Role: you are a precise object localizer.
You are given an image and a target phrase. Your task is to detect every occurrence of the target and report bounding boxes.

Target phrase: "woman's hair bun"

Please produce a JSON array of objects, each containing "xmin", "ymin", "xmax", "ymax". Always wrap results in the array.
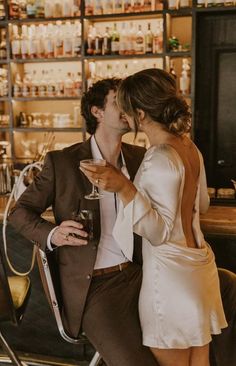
[{"xmin": 162, "ymin": 96, "xmax": 191, "ymax": 135}]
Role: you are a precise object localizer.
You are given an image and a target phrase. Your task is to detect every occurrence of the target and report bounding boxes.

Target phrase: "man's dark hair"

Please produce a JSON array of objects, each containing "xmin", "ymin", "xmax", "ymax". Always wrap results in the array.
[{"xmin": 81, "ymin": 78, "xmax": 121, "ymax": 135}]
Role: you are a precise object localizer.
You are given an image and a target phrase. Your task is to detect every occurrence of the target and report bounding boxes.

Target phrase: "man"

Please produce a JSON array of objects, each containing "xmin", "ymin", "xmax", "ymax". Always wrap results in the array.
[
  {"xmin": 9, "ymin": 78, "xmax": 157, "ymax": 366},
  {"xmin": 9, "ymin": 78, "xmax": 236, "ymax": 366}
]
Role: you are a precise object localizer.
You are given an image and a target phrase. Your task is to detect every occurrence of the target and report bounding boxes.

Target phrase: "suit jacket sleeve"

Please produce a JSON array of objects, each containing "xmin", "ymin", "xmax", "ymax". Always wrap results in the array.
[{"xmin": 8, "ymin": 152, "xmax": 57, "ymax": 251}]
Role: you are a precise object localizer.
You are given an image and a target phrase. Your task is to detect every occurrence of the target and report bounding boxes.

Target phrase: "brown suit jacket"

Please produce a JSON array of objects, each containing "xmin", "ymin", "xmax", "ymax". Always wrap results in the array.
[{"xmin": 9, "ymin": 138, "xmax": 146, "ymax": 337}]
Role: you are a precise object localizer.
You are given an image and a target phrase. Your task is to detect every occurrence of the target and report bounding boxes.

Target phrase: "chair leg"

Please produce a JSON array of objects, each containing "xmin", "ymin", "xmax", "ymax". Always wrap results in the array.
[
  {"xmin": 89, "ymin": 351, "xmax": 102, "ymax": 366},
  {"xmin": 0, "ymin": 330, "xmax": 26, "ymax": 366}
]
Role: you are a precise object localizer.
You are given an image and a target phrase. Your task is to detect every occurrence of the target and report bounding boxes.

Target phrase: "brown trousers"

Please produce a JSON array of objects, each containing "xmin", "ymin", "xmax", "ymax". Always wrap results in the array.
[{"xmin": 82, "ymin": 263, "xmax": 158, "ymax": 366}]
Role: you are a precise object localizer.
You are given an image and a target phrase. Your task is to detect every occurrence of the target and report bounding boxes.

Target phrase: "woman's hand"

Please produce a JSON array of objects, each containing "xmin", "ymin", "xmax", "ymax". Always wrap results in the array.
[{"xmin": 80, "ymin": 162, "xmax": 137, "ymax": 205}]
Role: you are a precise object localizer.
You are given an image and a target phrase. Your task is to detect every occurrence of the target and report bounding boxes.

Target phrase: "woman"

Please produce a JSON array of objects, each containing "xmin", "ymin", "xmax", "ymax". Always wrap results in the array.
[{"xmin": 80, "ymin": 68, "xmax": 227, "ymax": 366}]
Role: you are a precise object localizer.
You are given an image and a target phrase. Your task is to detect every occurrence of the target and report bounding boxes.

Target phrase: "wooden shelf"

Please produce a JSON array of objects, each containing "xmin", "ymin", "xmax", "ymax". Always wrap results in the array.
[
  {"xmin": 12, "ymin": 97, "xmax": 81, "ymax": 102},
  {"xmin": 10, "ymin": 57, "xmax": 82, "ymax": 63}
]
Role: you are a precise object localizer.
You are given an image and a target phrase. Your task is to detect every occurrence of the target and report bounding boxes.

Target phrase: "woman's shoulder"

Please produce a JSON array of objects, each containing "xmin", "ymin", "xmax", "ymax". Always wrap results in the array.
[{"xmin": 144, "ymin": 144, "xmax": 184, "ymax": 171}]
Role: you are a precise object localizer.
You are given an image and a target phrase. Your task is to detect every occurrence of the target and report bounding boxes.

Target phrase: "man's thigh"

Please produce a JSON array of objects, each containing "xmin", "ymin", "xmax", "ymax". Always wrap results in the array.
[{"xmin": 82, "ymin": 263, "xmax": 157, "ymax": 366}]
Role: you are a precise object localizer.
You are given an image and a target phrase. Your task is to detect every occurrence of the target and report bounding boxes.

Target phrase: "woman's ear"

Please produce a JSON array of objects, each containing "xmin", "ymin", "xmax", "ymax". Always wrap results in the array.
[
  {"xmin": 136, "ymin": 109, "xmax": 145, "ymax": 122},
  {"xmin": 91, "ymin": 106, "xmax": 104, "ymax": 120}
]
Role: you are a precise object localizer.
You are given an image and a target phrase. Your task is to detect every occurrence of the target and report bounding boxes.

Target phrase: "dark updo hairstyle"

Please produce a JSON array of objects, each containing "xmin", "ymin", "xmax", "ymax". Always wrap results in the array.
[
  {"xmin": 117, "ymin": 68, "xmax": 191, "ymax": 136},
  {"xmin": 81, "ymin": 78, "xmax": 121, "ymax": 135}
]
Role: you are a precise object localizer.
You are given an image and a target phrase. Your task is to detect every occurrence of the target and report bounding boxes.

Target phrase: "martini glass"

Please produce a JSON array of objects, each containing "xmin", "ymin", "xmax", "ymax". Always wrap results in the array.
[{"xmin": 80, "ymin": 158, "xmax": 106, "ymax": 200}]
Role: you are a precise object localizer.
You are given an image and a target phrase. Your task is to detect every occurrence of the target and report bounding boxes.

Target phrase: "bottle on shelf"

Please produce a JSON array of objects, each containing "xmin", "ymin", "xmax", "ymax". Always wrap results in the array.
[
  {"xmin": 26, "ymin": 0, "xmax": 36, "ymax": 17},
  {"xmin": 85, "ymin": 0, "xmax": 94, "ymax": 15},
  {"xmin": 44, "ymin": 23, "xmax": 54, "ymax": 58},
  {"xmin": 28, "ymin": 24, "xmax": 37, "ymax": 58},
  {"xmin": 113, "ymin": 0, "xmax": 122, "ymax": 13},
  {"xmin": 103, "ymin": 0, "xmax": 113, "ymax": 14},
  {"xmin": 73, "ymin": 21, "xmax": 81, "ymax": 57},
  {"xmin": 127, "ymin": 22, "xmax": 135, "ymax": 55},
  {"xmin": 38, "ymin": 70, "xmax": 47, "ymax": 97},
  {"xmin": 179, "ymin": 0, "xmax": 190, "ymax": 7},
  {"xmin": 0, "ymin": 29, "xmax": 7, "ymax": 60},
  {"xmin": 143, "ymin": 0, "xmax": 152, "ymax": 11},
  {"xmin": 111, "ymin": 23, "xmax": 120, "ymax": 55},
  {"xmin": 74, "ymin": 72, "xmax": 82, "ymax": 97},
  {"xmin": 86, "ymin": 25, "xmax": 95, "ymax": 55},
  {"xmin": 94, "ymin": 0, "xmax": 103, "ymax": 14},
  {"xmin": 22, "ymin": 71, "xmax": 31, "ymax": 98},
  {"xmin": 135, "ymin": 24, "xmax": 145, "ymax": 55},
  {"xmin": 123, "ymin": 0, "xmax": 132, "ymax": 12},
  {"xmin": 30, "ymin": 70, "xmax": 38, "ymax": 97},
  {"xmin": 64, "ymin": 72, "xmax": 74, "ymax": 97},
  {"xmin": 168, "ymin": 0, "xmax": 177, "ymax": 9},
  {"xmin": 119, "ymin": 22, "xmax": 128, "ymax": 55},
  {"xmin": 153, "ymin": 22, "xmax": 163, "ymax": 54},
  {"xmin": 55, "ymin": 68, "xmax": 64, "ymax": 96},
  {"xmin": 11, "ymin": 25, "xmax": 21, "ymax": 59},
  {"xmin": 0, "ymin": 68, "xmax": 8, "ymax": 97},
  {"xmin": 35, "ymin": 0, "xmax": 45, "ymax": 17},
  {"xmin": 9, "ymin": 0, "xmax": 20, "ymax": 18},
  {"xmin": 169, "ymin": 59, "xmax": 177, "ymax": 79},
  {"xmin": 20, "ymin": 24, "xmax": 29, "ymax": 59},
  {"xmin": 196, "ymin": 0, "xmax": 205, "ymax": 7},
  {"xmin": 18, "ymin": 0, "xmax": 27, "ymax": 18},
  {"xmin": 145, "ymin": 23, "xmax": 153, "ymax": 54},
  {"xmin": 13, "ymin": 73, "xmax": 22, "ymax": 97},
  {"xmin": 62, "ymin": 0, "xmax": 74, "ymax": 16},
  {"xmin": 0, "ymin": 0, "xmax": 5, "ymax": 19},
  {"xmin": 94, "ymin": 26, "xmax": 103, "ymax": 56},
  {"xmin": 103, "ymin": 26, "xmax": 112, "ymax": 55},
  {"xmin": 53, "ymin": 0, "xmax": 63, "ymax": 17},
  {"xmin": 44, "ymin": 0, "xmax": 53, "ymax": 17},
  {"xmin": 179, "ymin": 58, "xmax": 190, "ymax": 95}
]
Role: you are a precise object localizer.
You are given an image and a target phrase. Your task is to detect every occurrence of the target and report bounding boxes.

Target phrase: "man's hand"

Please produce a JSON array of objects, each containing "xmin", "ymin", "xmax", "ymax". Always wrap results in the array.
[{"xmin": 51, "ymin": 220, "xmax": 88, "ymax": 247}]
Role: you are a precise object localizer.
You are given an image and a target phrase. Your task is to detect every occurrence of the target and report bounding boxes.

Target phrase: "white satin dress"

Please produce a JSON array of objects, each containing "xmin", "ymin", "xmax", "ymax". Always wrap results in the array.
[{"xmin": 113, "ymin": 144, "xmax": 227, "ymax": 349}]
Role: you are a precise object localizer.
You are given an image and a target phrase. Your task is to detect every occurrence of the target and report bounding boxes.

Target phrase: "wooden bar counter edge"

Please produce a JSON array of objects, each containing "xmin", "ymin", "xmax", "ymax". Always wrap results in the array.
[{"xmin": 0, "ymin": 196, "xmax": 236, "ymax": 237}]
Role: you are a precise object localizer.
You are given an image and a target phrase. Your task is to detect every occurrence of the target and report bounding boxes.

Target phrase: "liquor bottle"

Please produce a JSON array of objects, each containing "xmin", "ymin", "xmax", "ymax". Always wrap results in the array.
[
  {"xmin": 103, "ymin": 0, "xmax": 113, "ymax": 13},
  {"xmin": 86, "ymin": 25, "xmax": 95, "ymax": 55},
  {"xmin": 94, "ymin": 26, "xmax": 103, "ymax": 56},
  {"xmin": 123, "ymin": 0, "xmax": 132, "ymax": 12},
  {"xmin": 44, "ymin": 0, "xmax": 53, "ymax": 17},
  {"xmin": 38, "ymin": 70, "xmax": 47, "ymax": 97},
  {"xmin": 20, "ymin": 25, "xmax": 28, "ymax": 59},
  {"xmin": 11, "ymin": 25, "xmax": 21, "ymax": 59},
  {"xmin": 145, "ymin": 23, "xmax": 153, "ymax": 54},
  {"xmin": 169, "ymin": 59, "xmax": 177, "ymax": 79},
  {"xmin": 119, "ymin": 22, "xmax": 127, "ymax": 55},
  {"xmin": 153, "ymin": 22, "xmax": 163, "ymax": 54},
  {"xmin": 135, "ymin": 24, "xmax": 145, "ymax": 55},
  {"xmin": 179, "ymin": 58, "xmax": 190, "ymax": 95},
  {"xmin": 30, "ymin": 70, "xmax": 38, "ymax": 97},
  {"xmin": 26, "ymin": 0, "xmax": 36, "ymax": 17},
  {"xmin": 18, "ymin": 0, "xmax": 27, "ymax": 18},
  {"xmin": 63, "ymin": 22, "xmax": 73, "ymax": 57},
  {"xmin": 133, "ymin": 0, "xmax": 141, "ymax": 11},
  {"xmin": 0, "ymin": 29, "xmax": 7, "ymax": 59},
  {"xmin": 35, "ymin": 0, "xmax": 45, "ymax": 17},
  {"xmin": 62, "ymin": 0, "xmax": 74, "ymax": 16},
  {"xmin": 28, "ymin": 24, "xmax": 37, "ymax": 58},
  {"xmin": 143, "ymin": 0, "xmax": 152, "ymax": 11},
  {"xmin": 9, "ymin": 0, "xmax": 20, "ymax": 18},
  {"xmin": 44, "ymin": 23, "xmax": 54, "ymax": 58},
  {"xmin": 53, "ymin": 0, "xmax": 63, "ymax": 17},
  {"xmin": 64, "ymin": 72, "xmax": 74, "ymax": 97},
  {"xmin": 74, "ymin": 72, "xmax": 82, "ymax": 97},
  {"xmin": 55, "ymin": 68, "xmax": 64, "ymax": 96},
  {"xmin": 113, "ymin": 0, "xmax": 122, "ymax": 13},
  {"xmin": 54, "ymin": 20, "xmax": 63, "ymax": 58},
  {"xmin": 127, "ymin": 22, "xmax": 135, "ymax": 55},
  {"xmin": 94, "ymin": 0, "xmax": 103, "ymax": 14},
  {"xmin": 47, "ymin": 69, "xmax": 56, "ymax": 97},
  {"xmin": 73, "ymin": 0, "xmax": 81, "ymax": 15},
  {"xmin": 85, "ymin": 0, "xmax": 94, "ymax": 15},
  {"xmin": 103, "ymin": 27, "xmax": 112, "ymax": 55},
  {"xmin": 22, "ymin": 71, "xmax": 31, "ymax": 97},
  {"xmin": 36, "ymin": 24, "xmax": 45, "ymax": 58},
  {"xmin": 13, "ymin": 73, "xmax": 22, "ymax": 97},
  {"xmin": 0, "ymin": 0, "xmax": 5, "ymax": 19},
  {"xmin": 73, "ymin": 21, "xmax": 81, "ymax": 57},
  {"xmin": 111, "ymin": 23, "xmax": 120, "ymax": 55}
]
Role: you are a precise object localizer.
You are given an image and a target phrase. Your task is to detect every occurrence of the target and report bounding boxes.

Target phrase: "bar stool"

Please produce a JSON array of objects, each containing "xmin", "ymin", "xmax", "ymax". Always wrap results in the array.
[
  {"xmin": 36, "ymin": 248, "xmax": 103, "ymax": 366},
  {"xmin": 0, "ymin": 244, "xmax": 31, "ymax": 366}
]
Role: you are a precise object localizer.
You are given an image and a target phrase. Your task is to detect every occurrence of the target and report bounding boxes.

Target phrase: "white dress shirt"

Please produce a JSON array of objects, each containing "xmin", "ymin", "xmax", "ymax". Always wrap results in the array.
[{"xmin": 47, "ymin": 136, "xmax": 130, "ymax": 269}]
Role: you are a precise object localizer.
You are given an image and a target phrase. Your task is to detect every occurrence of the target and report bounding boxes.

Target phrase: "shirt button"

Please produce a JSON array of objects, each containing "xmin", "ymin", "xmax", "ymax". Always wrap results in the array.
[{"xmin": 86, "ymin": 275, "xmax": 91, "ymax": 280}]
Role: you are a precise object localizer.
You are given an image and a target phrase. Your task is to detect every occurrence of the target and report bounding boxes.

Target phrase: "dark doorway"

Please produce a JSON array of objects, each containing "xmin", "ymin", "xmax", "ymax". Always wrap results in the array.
[{"xmin": 194, "ymin": 10, "xmax": 236, "ymax": 188}]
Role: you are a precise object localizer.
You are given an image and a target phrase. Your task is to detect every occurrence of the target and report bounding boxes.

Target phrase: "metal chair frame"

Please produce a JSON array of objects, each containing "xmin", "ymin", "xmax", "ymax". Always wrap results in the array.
[
  {"xmin": 0, "ymin": 245, "xmax": 30, "ymax": 366},
  {"xmin": 37, "ymin": 248, "xmax": 102, "ymax": 366}
]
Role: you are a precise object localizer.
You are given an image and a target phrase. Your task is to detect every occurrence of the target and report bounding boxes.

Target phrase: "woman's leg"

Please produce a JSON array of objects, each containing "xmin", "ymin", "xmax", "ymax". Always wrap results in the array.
[
  {"xmin": 190, "ymin": 344, "xmax": 210, "ymax": 366},
  {"xmin": 150, "ymin": 347, "xmax": 191, "ymax": 366}
]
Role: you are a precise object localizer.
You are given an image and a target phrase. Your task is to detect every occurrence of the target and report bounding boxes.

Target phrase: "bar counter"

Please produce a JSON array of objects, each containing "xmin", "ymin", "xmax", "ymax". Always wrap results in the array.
[{"xmin": 1, "ymin": 195, "xmax": 236, "ymax": 237}]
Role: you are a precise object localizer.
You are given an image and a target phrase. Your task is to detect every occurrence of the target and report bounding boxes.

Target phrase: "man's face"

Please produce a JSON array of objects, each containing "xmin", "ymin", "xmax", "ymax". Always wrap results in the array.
[{"xmin": 97, "ymin": 90, "xmax": 131, "ymax": 135}]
